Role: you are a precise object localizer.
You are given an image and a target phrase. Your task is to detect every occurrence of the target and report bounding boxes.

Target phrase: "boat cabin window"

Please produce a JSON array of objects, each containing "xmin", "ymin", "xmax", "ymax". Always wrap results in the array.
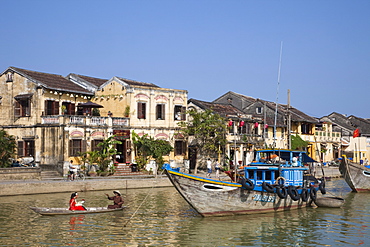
[
  {"xmin": 248, "ymin": 170, "xmax": 254, "ymax": 179},
  {"xmin": 257, "ymin": 171, "xmax": 263, "ymax": 180},
  {"xmin": 265, "ymin": 171, "xmax": 272, "ymax": 180}
]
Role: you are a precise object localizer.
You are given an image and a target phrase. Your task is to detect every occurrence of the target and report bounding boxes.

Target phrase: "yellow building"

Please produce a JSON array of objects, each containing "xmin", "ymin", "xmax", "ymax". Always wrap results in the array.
[
  {"xmin": 0, "ymin": 67, "xmax": 187, "ymax": 173},
  {"xmin": 89, "ymin": 76, "xmax": 188, "ymax": 165}
]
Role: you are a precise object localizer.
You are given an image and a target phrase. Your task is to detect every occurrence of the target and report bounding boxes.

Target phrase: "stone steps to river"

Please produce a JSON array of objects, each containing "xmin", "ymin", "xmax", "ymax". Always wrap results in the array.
[{"xmin": 111, "ymin": 163, "xmax": 147, "ymax": 176}]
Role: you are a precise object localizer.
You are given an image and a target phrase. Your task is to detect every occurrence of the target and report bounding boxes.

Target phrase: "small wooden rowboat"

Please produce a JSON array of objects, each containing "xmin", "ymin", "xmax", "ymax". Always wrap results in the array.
[
  {"xmin": 314, "ymin": 197, "xmax": 345, "ymax": 208},
  {"xmin": 30, "ymin": 206, "xmax": 125, "ymax": 216}
]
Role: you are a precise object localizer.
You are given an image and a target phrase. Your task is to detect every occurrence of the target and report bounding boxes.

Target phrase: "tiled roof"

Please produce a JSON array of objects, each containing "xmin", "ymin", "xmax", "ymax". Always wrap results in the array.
[
  {"xmin": 323, "ymin": 112, "xmax": 354, "ymax": 131},
  {"xmin": 188, "ymin": 98, "xmax": 244, "ymax": 117},
  {"xmin": 243, "ymin": 98, "xmax": 318, "ymax": 124},
  {"xmin": 10, "ymin": 67, "xmax": 92, "ymax": 94},
  {"xmin": 69, "ymin": 73, "xmax": 108, "ymax": 87},
  {"xmin": 232, "ymin": 91, "xmax": 257, "ymax": 103},
  {"xmin": 116, "ymin": 77, "xmax": 160, "ymax": 88},
  {"xmin": 212, "ymin": 91, "xmax": 256, "ymax": 110},
  {"xmin": 284, "ymin": 105, "xmax": 318, "ymax": 123},
  {"xmin": 348, "ymin": 115, "xmax": 370, "ymax": 135}
]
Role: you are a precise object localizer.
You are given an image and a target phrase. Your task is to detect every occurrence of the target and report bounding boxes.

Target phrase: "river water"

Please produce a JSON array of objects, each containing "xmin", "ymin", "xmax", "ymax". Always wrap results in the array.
[{"xmin": 0, "ymin": 178, "xmax": 369, "ymax": 246}]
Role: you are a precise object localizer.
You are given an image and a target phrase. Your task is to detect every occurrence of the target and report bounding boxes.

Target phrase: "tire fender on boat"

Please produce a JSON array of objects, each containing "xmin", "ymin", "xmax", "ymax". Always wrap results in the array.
[
  {"xmin": 288, "ymin": 186, "xmax": 300, "ymax": 201},
  {"xmin": 276, "ymin": 186, "xmax": 287, "ymax": 199},
  {"xmin": 310, "ymin": 187, "xmax": 317, "ymax": 201},
  {"xmin": 240, "ymin": 177, "xmax": 254, "ymax": 190},
  {"xmin": 300, "ymin": 188, "xmax": 309, "ymax": 202},
  {"xmin": 319, "ymin": 178, "xmax": 326, "ymax": 194},
  {"xmin": 262, "ymin": 182, "xmax": 275, "ymax": 193}
]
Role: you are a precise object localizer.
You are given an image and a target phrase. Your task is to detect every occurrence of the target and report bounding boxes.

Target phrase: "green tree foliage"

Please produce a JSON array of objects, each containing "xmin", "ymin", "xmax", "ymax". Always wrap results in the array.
[
  {"xmin": 177, "ymin": 109, "xmax": 227, "ymax": 173},
  {"xmin": 132, "ymin": 131, "xmax": 173, "ymax": 171},
  {"xmin": 81, "ymin": 135, "xmax": 121, "ymax": 174},
  {"xmin": 291, "ymin": 134, "xmax": 309, "ymax": 150},
  {"xmin": 0, "ymin": 130, "xmax": 17, "ymax": 167}
]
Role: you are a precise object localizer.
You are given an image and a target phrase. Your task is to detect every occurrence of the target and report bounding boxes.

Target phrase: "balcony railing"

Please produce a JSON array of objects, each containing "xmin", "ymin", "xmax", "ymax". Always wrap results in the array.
[
  {"xmin": 300, "ymin": 131, "xmax": 341, "ymax": 143},
  {"xmin": 41, "ymin": 115, "xmax": 129, "ymax": 127},
  {"xmin": 90, "ymin": 117, "xmax": 106, "ymax": 126}
]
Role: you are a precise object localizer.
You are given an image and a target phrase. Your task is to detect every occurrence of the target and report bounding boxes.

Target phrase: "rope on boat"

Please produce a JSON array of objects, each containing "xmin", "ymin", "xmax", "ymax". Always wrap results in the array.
[{"xmin": 123, "ymin": 169, "xmax": 165, "ymax": 227}]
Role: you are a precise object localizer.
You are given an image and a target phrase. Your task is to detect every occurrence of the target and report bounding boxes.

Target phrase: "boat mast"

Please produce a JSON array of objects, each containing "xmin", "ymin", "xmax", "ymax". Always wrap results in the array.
[
  {"xmin": 287, "ymin": 89, "xmax": 291, "ymax": 149},
  {"xmin": 273, "ymin": 42, "xmax": 283, "ymax": 148}
]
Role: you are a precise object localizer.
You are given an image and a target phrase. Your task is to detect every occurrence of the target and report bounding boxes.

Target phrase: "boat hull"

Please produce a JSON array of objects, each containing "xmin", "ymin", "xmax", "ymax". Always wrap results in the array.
[
  {"xmin": 30, "ymin": 206, "xmax": 125, "ymax": 216},
  {"xmin": 339, "ymin": 156, "xmax": 370, "ymax": 192},
  {"xmin": 166, "ymin": 169, "xmax": 312, "ymax": 217}
]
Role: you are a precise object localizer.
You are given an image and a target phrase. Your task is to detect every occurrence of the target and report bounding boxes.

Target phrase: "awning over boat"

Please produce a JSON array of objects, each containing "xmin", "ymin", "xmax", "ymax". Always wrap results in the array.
[
  {"xmin": 257, "ymin": 150, "xmax": 316, "ymax": 163},
  {"xmin": 301, "ymin": 153, "xmax": 317, "ymax": 163}
]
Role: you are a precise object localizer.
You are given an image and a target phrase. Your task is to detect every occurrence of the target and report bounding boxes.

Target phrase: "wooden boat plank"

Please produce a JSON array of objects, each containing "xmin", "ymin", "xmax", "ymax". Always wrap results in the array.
[{"xmin": 30, "ymin": 206, "xmax": 125, "ymax": 215}]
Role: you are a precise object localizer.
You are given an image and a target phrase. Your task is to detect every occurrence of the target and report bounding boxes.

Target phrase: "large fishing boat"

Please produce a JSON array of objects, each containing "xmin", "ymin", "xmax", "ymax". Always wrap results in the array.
[
  {"xmin": 339, "ymin": 155, "xmax": 370, "ymax": 192},
  {"xmin": 163, "ymin": 149, "xmax": 325, "ymax": 217}
]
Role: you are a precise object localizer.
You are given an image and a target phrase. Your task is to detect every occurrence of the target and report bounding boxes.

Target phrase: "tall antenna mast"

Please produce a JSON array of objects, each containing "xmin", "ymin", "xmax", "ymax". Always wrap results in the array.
[{"xmin": 273, "ymin": 41, "xmax": 283, "ymax": 148}]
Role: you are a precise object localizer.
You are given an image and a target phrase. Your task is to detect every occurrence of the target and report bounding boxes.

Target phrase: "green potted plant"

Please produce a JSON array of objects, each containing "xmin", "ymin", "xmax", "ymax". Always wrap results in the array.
[
  {"xmin": 124, "ymin": 106, "xmax": 130, "ymax": 117},
  {"xmin": 61, "ymin": 105, "xmax": 67, "ymax": 115}
]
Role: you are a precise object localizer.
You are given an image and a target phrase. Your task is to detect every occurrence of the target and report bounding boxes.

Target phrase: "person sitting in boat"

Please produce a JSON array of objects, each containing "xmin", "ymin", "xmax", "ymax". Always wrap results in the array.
[
  {"xmin": 105, "ymin": 190, "xmax": 124, "ymax": 209},
  {"xmin": 69, "ymin": 192, "xmax": 86, "ymax": 211}
]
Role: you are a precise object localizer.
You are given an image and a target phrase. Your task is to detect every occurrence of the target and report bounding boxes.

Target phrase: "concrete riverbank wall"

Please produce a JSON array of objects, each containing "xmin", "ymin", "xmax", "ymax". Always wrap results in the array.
[
  {"xmin": 0, "ymin": 176, "xmax": 172, "ymax": 197},
  {"xmin": 0, "ymin": 166, "xmax": 342, "ymax": 197}
]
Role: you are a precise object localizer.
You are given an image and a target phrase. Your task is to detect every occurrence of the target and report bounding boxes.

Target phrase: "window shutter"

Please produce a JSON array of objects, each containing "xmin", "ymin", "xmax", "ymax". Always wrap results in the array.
[
  {"xmin": 181, "ymin": 106, "xmax": 186, "ymax": 120},
  {"xmin": 82, "ymin": 140, "xmax": 87, "ymax": 153},
  {"xmin": 54, "ymin": 101, "xmax": 60, "ymax": 115},
  {"xmin": 161, "ymin": 104, "xmax": 165, "ymax": 120},
  {"xmin": 182, "ymin": 140, "xmax": 186, "ymax": 155},
  {"xmin": 17, "ymin": 141, "xmax": 24, "ymax": 156},
  {"xmin": 14, "ymin": 101, "xmax": 21, "ymax": 117},
  {"xmin": 142, "ymin": 103, "xmax": 146, "ymax": 119},
  {"xmin": 137, "ymin": 103, "xmax": 141, "ymax": 118},
  {"xmin": 138, "ymin": 102, "xmax": 146, "ymax": 119},
  {"xmin": 25, "ymin": 99, "xmax": 30, "ymax": 116},
  {"xmin": 69, "ymin": 140, "xmax": 73, "ymax": 156},
  {"xmin": 70, "ymin": 103, "xmax": 75, "ymax": 115}
]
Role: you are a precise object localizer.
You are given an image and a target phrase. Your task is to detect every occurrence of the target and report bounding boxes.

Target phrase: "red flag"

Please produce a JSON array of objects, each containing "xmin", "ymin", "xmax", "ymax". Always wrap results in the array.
[
  {"xmin": 353, "ymin": 128, "xmax": 360, "ymax": 138},
  {"xmin": 239, "ymin": 121, "xmax": 245, "ymax": 127},
  {"xmin": 228, "ymin": 120, "xmax": 233, "ymax": 127}
]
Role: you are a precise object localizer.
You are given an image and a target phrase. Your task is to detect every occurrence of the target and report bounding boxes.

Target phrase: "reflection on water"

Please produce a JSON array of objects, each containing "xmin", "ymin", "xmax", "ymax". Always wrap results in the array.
[{"xmin": 0, "ymin": 179, "xmax": 369, "ymax": 246}]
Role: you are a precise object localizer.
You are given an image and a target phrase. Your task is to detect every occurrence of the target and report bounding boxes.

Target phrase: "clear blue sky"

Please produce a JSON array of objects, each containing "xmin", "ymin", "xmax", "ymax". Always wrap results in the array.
[{"xmin": 2, "ymin": 1, "xmax": 370, "ymax": 118}]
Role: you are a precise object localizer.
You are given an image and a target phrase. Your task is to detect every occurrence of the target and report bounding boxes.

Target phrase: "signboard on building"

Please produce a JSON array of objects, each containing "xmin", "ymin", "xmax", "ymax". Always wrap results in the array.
[{"xmin": 113, "ymin": 130, "xmax": 130, "ymax": 140}]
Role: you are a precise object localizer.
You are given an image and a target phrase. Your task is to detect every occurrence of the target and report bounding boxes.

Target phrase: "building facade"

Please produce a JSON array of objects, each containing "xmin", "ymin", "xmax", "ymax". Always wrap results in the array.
[{"xmin": 0, "ymin": 67, "xmax": 187, "ymax": 172}]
